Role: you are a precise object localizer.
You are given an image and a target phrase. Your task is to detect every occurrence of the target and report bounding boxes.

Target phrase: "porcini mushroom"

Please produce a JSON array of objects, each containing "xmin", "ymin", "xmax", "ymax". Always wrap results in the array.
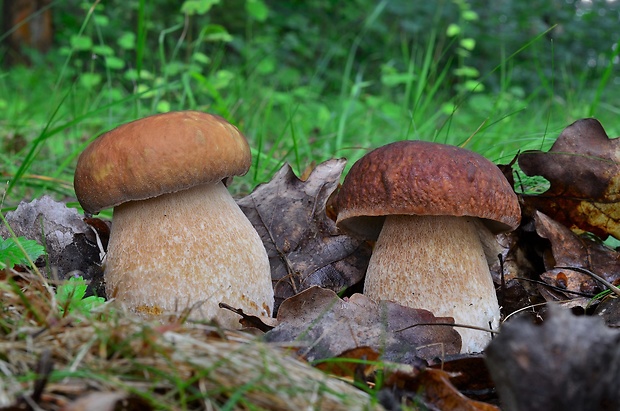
[
  {"xmin": 336, "ymin": 140, "xmax": 520, "ymax": 353},
  {"xmin": 74, "ymin": 111, "xmax": 273, "ymax": 328}
]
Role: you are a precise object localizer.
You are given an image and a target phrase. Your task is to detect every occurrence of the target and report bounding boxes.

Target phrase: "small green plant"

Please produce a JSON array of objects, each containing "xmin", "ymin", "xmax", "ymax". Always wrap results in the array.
[
  {"xmin": 447, "ymin": 0, "xmax": 483, "ymax": 95},
  {"xmin": 0, "ymin": 236, "xmax": 45, "ymax": 269},
  {"xmin": 56, "ymin": 276, "xmax": 105, "ymax": 317}
]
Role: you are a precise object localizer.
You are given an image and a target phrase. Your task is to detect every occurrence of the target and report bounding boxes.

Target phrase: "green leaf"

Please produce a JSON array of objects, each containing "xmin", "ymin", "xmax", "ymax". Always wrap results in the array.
[
  {"xmin": 446, "ymin": 23, "xmax": 461, "ymax": 37},
  {"xmin": 70, "ymin": 35, "xmax": 93, "ymax": 51},
  {"xmin": 462, "ymin": 10, "xmax": 479, "ymax": 21},
  {"xmin": 124, "ymin": 68, "xmax": 139, "ymax": 81},
  {"xmin": 0, "ymin": 237, "xmax": 45, "ymax": 269},
  {"xmin": 181, "ymin": 0, "xmax": 220, "ymax": 15},
  {"xmin": 92, "ymin": 45, "xmax": 114, "ymax": 56},
  {"xmin": 164, "ymin": 61, "xmax": 185, "ymax": 76},
  {"xmin": 57, "ymin": 276, "xmax": 105, "ymax": 317},
  {"xmin": 460, "ymin": 38, "xmax": 476, "ymax": 51},
  {"xmin": 462, "ymin": 79, "xmax": 484, "ymax": 92},
  {"xmin": 80, "ymin": 295, "xmax": 105, "ymax": 312},
  {"xmin": 156, "ymin": 101, "xmax": 171, "ymax": 113},
  {"xmin": 80, "ymin": 73, "xmax": 102, "ymax": 89},
  {"xmin": 453, "ymin": 66, "xmax": 480, "ymax": 78},
  {"xmin": 199, "ymin": 24, "xmax": 233, "ymax": 42},
  {"xmin": 381, "ymin": 72, "xmax": 415, "ymax": 87},
  {"xmin": 211, "ymin": 69, "xmax": 234, "ymax": 89},
  {"xmin": 58, "ymin": 46, "xmax": 72, "ymax": 56},
  {"xmin": 57, "ymin": 277, "xmax": 87, "ymax": 304},
  {"xmin": 246, "ymin": 0, "xmax": 269, "ymax": 22},
  {"xmin": 137, "ymin": 84, "xmax": 156, "ymax": 98},
  {"xmin": 105, "ymin": 56, "xmax": 125, "ymax": 70},
  {"xmin": 191, "ymin": 52, "xmax": 211, "ymax": 65},
  {"xmin": 256, "ymin": 56, "xmax": 276, "ymax": 75},
  {"xmin": 94, "ymin": 14, "xmax": 110, "ymax": 27},
  {"xmin": 456, "ymin": 48, "xmax": 471, "ymax": 58},
  {"xmin": 117, "ymin": 32, "xmax": 136, "ymax": 50}
]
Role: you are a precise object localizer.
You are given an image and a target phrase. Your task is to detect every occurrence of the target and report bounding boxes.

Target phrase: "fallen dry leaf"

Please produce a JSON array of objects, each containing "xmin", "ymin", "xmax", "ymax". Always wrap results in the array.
[
  {"xmin": 0, "ymin": 196, "xmax": 103, "ymax": 286},
  {"xmin": 313, "ymin": 346, "xmax": 380, "ymax": 380},
  {"xmin": 518, "ymin": 118, "xmax": 620, "ymax": 240},
  {"xmin": 384, "ymin": 368, "xmax": 500, "ymax": 411},
  {"xmin": 218, "ymin": 302, "xmax": 278, "ymax": 331},
  {"xmin": 534, "ymin": 211, "xmax": 620, "ymax": 298},
  {"xmin": 237, "ymin": 160, "xmax": 371, "ymax": 312},
  {"xmin": 497, "ymin": 278, "xmax": 536, "ymax": 319},
  {"xmin": 428, "ymin": 354, "xmax": 496, "ymax": 402},
  {"xmin": 596, "ymin": 296, "xmax": 620, "ymax": 327},
  {"xmin": 485, "ymin": 305, "xmax": 620, "ymax": 411},
  {"xmin": 264, "ymin": 286, "xmax": 461, "ymax": 364},
  {"xmin": 483, "ymin": 214, "xmax": 546, "ymax": 316}
]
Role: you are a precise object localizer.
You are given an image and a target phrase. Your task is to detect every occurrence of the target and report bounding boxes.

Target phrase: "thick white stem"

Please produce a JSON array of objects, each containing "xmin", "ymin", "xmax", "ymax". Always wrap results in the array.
[
  {"xmin": 364, "ymin": 214, "xmax": 500, "ymax": 353},
  {"xmin": 104, "ymin": 181, "xmax": 273, "ymax": 328}
]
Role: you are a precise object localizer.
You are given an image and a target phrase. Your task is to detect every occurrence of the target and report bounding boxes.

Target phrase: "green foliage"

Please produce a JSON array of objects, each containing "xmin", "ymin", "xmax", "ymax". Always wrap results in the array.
[
  {"xmin": 0, "ymin": 236, "xmax": 45, "ymax": 269},
  {"xmin": 467, "ymin": 0, "xmax": 619, "ymax": 92},
  {"xmin": 446, "ymin": 0, "xmax": 483, "ymax": 94},
  {"xmin": 181, "ymin": 0, "xmax": 221, "ymax": 15},
  {"xmin": 0, "ymin": 0, "xmax": 619, "ymax": 209},
  {"xmin": 56, "ymin": 276, "xmax": 105, "ymax": 317}
]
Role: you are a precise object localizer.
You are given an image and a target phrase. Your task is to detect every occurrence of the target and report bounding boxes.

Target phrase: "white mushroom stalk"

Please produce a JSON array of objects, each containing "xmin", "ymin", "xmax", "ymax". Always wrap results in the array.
[
  {"xmin": 364, "ymin": 214, "xmax": 500, "ymax": 353},
  {"xmin": 105, "ymin": 181, "xmax": 272, "ymax": 328}
]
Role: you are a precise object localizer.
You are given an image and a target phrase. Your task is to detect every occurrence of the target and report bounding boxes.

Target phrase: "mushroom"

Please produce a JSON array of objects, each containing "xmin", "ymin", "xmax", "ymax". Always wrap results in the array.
[
  {"xmin": 74, "ymin": 111, "xmax": 273, "ymax": 328},
  {"xmin": 336, "ymin": 140, "xmax": 520, "ymax": 353}
]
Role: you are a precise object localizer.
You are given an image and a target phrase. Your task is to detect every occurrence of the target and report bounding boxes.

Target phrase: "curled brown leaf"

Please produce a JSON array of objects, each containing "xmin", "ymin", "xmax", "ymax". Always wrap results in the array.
[
  {"xmin": 237, "ymin": 160, "xmax": 371, "ymax": 312},
  {"xmin": 518, "ymin": 118, "xmax": 620, "ymax": 240}
]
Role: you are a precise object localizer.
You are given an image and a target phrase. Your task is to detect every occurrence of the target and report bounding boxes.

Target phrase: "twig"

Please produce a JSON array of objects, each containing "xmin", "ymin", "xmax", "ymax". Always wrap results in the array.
[{"xmin": 556, "ymin": 266, "xmax": 620, "ymax": 297}]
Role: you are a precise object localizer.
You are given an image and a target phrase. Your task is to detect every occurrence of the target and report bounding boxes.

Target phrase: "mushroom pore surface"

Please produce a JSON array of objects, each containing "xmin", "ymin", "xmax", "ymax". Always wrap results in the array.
[
  {"xmin": 365, "ymin": 214, "xmax": 499, "ymax": 353},
  {"xmin": 104, "ymin": 181, "xmax": 273, "ymax": 328}
]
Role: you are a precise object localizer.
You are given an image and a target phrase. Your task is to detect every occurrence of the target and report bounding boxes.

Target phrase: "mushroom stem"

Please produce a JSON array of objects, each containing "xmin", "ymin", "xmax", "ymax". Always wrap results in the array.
[
  {"xmin": 363, "ymin": 214, "xmax": 500, "ymax": 353},
  {"xmin": 104, "ymin": 181, "xmax": 273, "ymax": 328}
]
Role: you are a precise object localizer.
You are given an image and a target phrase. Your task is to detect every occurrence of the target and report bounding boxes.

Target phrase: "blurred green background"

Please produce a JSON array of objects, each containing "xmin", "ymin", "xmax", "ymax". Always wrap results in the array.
[{"xmin": 1, "ymin": 0, "xmax": 619, "ymax": 210}]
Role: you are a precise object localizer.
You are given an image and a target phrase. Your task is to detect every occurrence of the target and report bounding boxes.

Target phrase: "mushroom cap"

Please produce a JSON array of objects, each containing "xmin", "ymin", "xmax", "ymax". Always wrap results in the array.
[
  {"xmin": 336, "ymin": 140, "xmax": 521, "ymax": 239},
  {"xmin": 74, "ymin": 111, "xmax": 251, "ymax": 214}
]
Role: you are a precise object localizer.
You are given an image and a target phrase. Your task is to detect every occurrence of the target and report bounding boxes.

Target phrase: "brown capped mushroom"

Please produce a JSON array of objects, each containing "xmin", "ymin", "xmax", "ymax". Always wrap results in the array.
[
  {"xmin": 336, "ymin": 140, "xmax": 520, "ymax": 353},
  {"xmin": 74, "ymin": 111, "xmax": 273, "ymax": 328}
]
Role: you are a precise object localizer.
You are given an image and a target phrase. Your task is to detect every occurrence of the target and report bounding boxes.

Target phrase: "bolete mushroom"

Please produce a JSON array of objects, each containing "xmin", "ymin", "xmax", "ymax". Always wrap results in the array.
[
  {"xmin": 336, "ymin": 140, "xmax": 520, "ymax": 353},
  {"xmin": 74, "ymin": 111, "xmax": 274, "ymax": 328}
]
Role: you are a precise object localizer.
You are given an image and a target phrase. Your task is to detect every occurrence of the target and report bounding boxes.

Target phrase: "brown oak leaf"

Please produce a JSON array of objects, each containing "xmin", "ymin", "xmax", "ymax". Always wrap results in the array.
[
  {"xmin": 264, "ymin": 286, "xmax": 461, "ymax": 364},
  {"xmin": 237, "ymin": 160, "xmax": 371, "ymax": 312},
  {"xmin": 518, "ymin": 118, "xmax": 620, "ymax": 240},
  {"xmin": 384, "ymin": 368, "xmax": 500, "ymax": 411},
  {"xmin": 534, "ymin": 211, "xmax": 620, "ymax": 299}
]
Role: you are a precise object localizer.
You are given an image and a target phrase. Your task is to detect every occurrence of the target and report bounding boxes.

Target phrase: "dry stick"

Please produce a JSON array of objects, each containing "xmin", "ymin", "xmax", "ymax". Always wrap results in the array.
[
  {"xmin": 395, "ymin": 322, "xmax": 500, "ymax": 335},
  {"xmin": 555, "ymin": 265, "xmax": 620, "ymax": 297},
  {"xmin": 514, "ymin": 277, "xmax": 595, "ymax": 297},
  {"xmin": 499, "ymin": 253, "xmax": 506, "ymax": 311},
  {"xmin": 503, "ymin": 301, "xmax": 550, "ymax": 322},
  {"xmin": 327, "ymin": 267, "xmax": 616, "ymax": 342},
  {"xmin": 502, "ymin": 266, "xmax": 620, "ymax": 324}
]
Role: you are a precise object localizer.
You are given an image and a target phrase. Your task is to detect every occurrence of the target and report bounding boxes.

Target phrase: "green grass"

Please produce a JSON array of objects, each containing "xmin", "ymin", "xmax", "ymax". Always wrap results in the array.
[
  {"xmin": 0, "ymin": 272, "xmax": 382, "ymax": 410},
  {"xmin": 1, "ymin": 5, "xmax": 619, "ymax": 212}
]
